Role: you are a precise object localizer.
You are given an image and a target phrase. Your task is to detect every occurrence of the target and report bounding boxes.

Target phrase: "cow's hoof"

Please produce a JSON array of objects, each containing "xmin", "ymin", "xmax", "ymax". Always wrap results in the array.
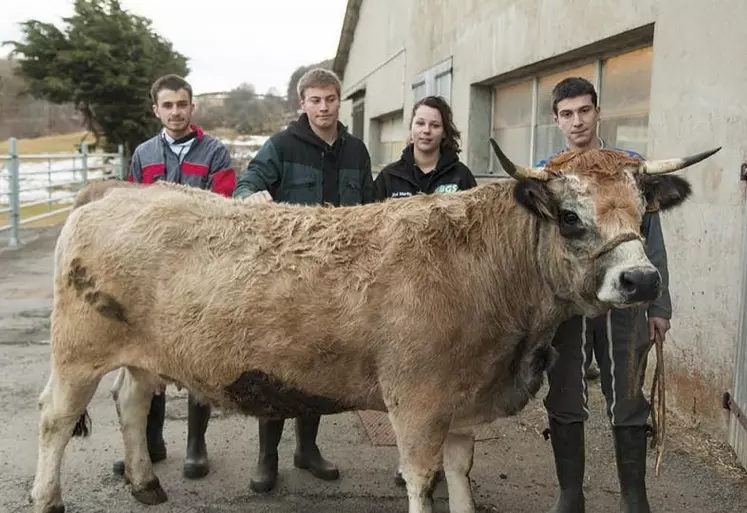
[
  {"xmin": 131, "ymin": 478, "xmax": 168, "ymax": 505},
  {"xmin": 42, "ymin": 506, "xmax": 65, "ymax": 513},
  {"xmin": 183, "ymin": 460, "xmax": 209, "ymax": 479}
]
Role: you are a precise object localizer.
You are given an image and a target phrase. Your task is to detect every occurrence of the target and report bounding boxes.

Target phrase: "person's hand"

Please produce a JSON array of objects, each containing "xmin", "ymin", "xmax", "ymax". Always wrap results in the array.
[
  {"xmin": 245, "ymin": 190, "xmax": 273, "ymax": 204},
  {"xmin": 648, "ymin": 317, "xmax": 670, "ymax": 344}
]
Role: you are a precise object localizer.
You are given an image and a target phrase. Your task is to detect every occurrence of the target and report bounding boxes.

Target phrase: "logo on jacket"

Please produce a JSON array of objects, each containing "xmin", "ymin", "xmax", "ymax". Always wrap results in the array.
[
  {"xmin": 392, "ymin": 191, "xmax": 413, "ymax": 198},
  {"xmin": 434, "ymin": 184, "xmax": 459, "ymax": 194}
]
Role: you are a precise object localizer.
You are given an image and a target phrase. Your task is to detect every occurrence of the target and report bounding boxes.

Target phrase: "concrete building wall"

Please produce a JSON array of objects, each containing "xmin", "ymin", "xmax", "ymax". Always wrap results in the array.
[
  {"xmin": 338, "ymin": 0, "xmax": 747, "ymax": 438},
  {"xmin": 338, "ymin": 0, "xmax": 411, "ymax": 169}
]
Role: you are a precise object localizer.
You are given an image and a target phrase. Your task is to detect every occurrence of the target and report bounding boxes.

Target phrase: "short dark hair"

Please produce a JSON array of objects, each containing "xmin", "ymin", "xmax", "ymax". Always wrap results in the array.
[
  {"xmin": 551, "ymin": 77, "xmax": 597, "ymax": 115},
  {"xmin": 150, "ymin": 74, "xmax": 193, "ymax": 104},
  {"xmin": 410, "ymin": 95, "xmax": 462, "ymax": 154}
]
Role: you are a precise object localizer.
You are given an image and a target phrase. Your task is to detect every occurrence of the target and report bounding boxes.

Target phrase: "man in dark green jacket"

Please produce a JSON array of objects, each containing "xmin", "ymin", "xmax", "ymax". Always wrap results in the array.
[
  {"xmin": 233, "ymin": 68, "xmax": 374, "ymax": 493},
  {"xmin": 234, "ymin": 79, "xmax": 373, "ymax": 206}
]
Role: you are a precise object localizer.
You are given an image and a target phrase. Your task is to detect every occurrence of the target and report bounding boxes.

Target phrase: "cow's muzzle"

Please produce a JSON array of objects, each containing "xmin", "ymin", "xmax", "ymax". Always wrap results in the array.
[{"xmin": 618, "ymin": 267, "xmax": 661, "ymax": 302}]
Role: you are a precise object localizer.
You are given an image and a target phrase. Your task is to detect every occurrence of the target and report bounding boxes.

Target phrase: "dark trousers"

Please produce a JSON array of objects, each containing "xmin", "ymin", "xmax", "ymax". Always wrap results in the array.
[{"xmin": 544, "ymin": 306, "xmax": 651, "ymax": 427}]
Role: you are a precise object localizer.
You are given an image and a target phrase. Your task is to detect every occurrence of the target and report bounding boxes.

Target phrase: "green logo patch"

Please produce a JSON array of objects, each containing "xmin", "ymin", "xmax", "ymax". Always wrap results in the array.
[{"xmin": 434, "ymin": 183, "xmax": 459, "ymax": 194}]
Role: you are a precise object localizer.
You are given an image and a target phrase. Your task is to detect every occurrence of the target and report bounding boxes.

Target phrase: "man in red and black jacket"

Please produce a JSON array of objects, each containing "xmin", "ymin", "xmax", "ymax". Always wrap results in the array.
[
  {"xmin": 115, "ymin": 73, "xmax": 235, "ymax": 481},
  {"xmin": 127, "ymin": 76, "xmax": 235, "ymax": 197}
]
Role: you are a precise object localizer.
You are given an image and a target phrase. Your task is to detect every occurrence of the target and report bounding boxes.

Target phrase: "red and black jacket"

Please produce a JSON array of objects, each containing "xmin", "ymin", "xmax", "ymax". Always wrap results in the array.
[{"xmin": 127, "ymin": 124, "xmax": 235, "ymax": 197}]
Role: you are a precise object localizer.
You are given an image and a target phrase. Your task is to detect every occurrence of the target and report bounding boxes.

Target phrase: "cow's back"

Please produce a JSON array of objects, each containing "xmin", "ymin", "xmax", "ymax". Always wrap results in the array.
[
  {"xmin": 55, "ymin": 185, "xmax": 391, "ymax": 406},
  {"xmin": 52, "ymin": 181, "xmax": 552, "ymax": 420}
]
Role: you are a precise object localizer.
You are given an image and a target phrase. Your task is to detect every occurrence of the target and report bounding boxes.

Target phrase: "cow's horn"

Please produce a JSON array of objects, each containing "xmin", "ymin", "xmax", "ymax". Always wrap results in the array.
[
  {"xmin": 640, "ymin": 146, "xmax": 722, "ymax": 175},
  {"xmin": 490, "ymin": 138, "xmax": 550, "ymax": 181}
]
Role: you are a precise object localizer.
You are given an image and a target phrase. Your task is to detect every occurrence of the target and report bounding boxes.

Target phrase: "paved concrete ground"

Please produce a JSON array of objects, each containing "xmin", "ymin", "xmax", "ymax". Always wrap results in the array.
[{"xmin": 2, "ymin": 226, "xmax": 747, "ymax": 513}]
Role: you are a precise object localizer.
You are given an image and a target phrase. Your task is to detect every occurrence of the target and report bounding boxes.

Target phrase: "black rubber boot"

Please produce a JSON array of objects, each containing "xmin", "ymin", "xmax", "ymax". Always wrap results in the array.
[
  {"xmin": 546, "ymin": 418, "xmax": 585, "ymax": 513},
  {"xmin": 293, "ymin": 414, "xmax": 340, "ymax": 481},
  {"xmin": 250, "ymin": 418, "xmax": 285, "ymax": 493},
  {"xmin": 613, "ymin": 426, "xmax": 651, "ymax": 513},
  {"xmin": 183, "ymin": 393, "xmax": 211, "ymax": 479},
  {"xmin": 112, "ymin": 394, "xmax": 167, "ymax": 476}
]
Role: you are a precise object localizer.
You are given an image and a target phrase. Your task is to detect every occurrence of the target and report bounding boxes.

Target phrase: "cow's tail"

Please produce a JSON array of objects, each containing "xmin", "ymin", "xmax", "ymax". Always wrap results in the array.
[{"xmin": 72, "ymin": 409, "xmax": 92, "ymax": 437}]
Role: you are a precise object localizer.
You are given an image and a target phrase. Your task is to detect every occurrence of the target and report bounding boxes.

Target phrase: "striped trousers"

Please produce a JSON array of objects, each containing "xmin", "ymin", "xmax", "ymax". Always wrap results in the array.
[{"xmin": 543, "ymin": 306, "xmax": 651, "ymax": 427}]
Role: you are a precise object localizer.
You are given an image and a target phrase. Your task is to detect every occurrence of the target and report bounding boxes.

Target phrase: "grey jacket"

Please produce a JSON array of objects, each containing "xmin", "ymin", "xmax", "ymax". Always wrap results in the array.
[{"xmin": 641, "ymin": 210, "xmax": 671, "ymax": 319}]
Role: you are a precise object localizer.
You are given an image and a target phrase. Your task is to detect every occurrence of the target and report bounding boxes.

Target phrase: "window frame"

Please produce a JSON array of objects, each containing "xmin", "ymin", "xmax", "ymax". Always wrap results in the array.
[
  {"xmin": 488, "ymin": 43, "xmax": 653, "ymax": 174},
  {"xmin": 412, "ymin": 57, "xmax": 453, "ymax": 103},
  {"xmin": 351, "ymin": 95, "xmax": 366, "ymax": 140},
  {"xmin": 374, "ymin": 110, "xmax": 407, "ymax": 169}
]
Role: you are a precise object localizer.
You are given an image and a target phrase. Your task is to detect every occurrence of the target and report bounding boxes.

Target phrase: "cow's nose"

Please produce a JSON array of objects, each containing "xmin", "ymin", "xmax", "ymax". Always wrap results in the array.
[{"xmin": 619, "ymin": 268, "xmax": 661, "ymax": 302}]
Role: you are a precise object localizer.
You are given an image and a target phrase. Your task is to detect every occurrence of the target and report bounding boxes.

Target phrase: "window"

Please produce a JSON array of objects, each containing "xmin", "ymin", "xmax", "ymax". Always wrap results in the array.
[
  {"xmin": 351, "ymin": 97, "xmax": 365, "ymax": 139},
  {"xmin": 489, "ymin": 46, "xmax": 653, "ymax": 174},
  {"xmin": 413, "ymin": 82, "xmax": 427, "ymax": 102},
  {"xmin": 412, "ymin": 58, "xmax": 452, "ymax": 103},
  {"xmin": 534, "ymin": 64, "xmax": 595, "ymax": 162},
  {"xmin": 377, "ymin": 112, "xmax": 407, "ymax": 167},
  {"xmin": 598, "ymin": 47, "xmax": 653, "ymax": 157},
  {"xmin": 491, "ymin": 79, "xmax": 534, "ymax": 168}
]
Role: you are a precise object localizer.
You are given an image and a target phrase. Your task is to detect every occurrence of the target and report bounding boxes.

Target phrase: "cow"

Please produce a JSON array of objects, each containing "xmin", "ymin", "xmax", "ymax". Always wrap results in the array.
[
  {"xmin": 30, "ymin": 139, "xmax": 719, "ymax": 513},
  {"xmin": 70, "ymin": 179, "xmax": 140, "ymax": 208}
]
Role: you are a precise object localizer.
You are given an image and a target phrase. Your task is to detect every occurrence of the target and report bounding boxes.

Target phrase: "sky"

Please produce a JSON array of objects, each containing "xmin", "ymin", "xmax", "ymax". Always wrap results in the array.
[{"xmin": 0, "ymin": 0, "xmax": 349, "ymax": 96}]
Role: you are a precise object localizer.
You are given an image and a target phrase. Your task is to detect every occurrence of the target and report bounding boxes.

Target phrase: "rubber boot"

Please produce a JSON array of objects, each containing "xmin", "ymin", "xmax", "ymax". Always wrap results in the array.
[
  {"xmin": 250, "ymin": 418, "xmax": 285, "ymax": 493},
  {"xmin": 546, "ymin": 418, "xmax": 585, "ymax": 513},
  {"xmin": 613, "ymin": 426, "xmax": 651, "ymax": 513},
  {"xmin": 112, "ymin": 393, "xmax": 167, "ymax": 476},
  {"xmin": 293, "ymin": 414, "xmax": 340, "ymax": 481},
  {"xmin": 183, "ymin": 393, "xmax": 211, "ymax": 479}
]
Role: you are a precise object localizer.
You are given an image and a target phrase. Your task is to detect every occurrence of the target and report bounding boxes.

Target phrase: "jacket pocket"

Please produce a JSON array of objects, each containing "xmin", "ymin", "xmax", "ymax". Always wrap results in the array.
[
  {"xmin": 281, "ymin": 173, "xmax": 319, "ymax": 205},
  {"xmin": 339, "ymin": 178, "xmax": 363, "ymax": 206},
  {"xmin": 338, "ymin": 167, "xmax": 365, "ymax": 206}
]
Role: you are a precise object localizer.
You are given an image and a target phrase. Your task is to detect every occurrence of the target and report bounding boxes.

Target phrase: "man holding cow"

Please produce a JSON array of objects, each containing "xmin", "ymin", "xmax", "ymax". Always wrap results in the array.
[
  {"xmin": 115, "ymin": 73, "xmax": 236, "ymax": 480},
  {"xmin": 538, "ymin": 77, "xmax": 671, "ymax": 513},
  {"xmin": 233, "ymin": 67, "xmax": 375, "ymax": 493}
]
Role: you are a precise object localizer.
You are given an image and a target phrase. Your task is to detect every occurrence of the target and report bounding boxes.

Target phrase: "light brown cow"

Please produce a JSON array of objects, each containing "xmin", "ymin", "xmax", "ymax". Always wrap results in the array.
[{"xmin": 31, "ymin": 140, "xmax": 719, "ymax": 513}]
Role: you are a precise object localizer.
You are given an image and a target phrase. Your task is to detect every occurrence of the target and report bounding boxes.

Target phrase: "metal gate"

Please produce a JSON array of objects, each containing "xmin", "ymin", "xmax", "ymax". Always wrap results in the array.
[{"xmin": 725, "ymin": 162, "xmax": 747, "ymax": 468}]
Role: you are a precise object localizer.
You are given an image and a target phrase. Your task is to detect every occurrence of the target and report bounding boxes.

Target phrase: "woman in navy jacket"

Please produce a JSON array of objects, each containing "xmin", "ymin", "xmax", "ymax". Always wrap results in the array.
[{"xmin": 374, "ymin": 95, "xmax": 477, "ymax": 201}]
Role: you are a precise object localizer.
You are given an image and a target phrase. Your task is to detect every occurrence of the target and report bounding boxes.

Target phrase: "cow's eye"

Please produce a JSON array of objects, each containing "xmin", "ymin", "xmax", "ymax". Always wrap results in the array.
[
  {"xmin": 561, "ymin": 210, "xmax": 579, "ymax": 225},
  {"xmin": 559, "ymin": 209, "xmax": 585, "ymax": 238}
]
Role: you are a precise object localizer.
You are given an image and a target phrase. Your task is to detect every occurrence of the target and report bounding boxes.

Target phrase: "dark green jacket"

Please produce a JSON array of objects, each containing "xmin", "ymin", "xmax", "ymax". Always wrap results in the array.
[{"xmin": 233, "ymin": 114, "xmax": 374, "ymax": 206}]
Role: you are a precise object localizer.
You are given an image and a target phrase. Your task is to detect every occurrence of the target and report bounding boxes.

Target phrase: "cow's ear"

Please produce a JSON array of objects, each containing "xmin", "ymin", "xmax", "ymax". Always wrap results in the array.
[
  {"xmin": 513, "ymin": 178, "xmax": 557, "ymax": 220},
  {"xmin": 637, "ymin": 174, "xmax": 692, "ymax": 212}
]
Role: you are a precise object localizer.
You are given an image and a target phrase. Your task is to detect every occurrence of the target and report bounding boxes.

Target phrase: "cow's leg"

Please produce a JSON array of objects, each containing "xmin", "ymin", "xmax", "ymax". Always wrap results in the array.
[
  {"xmin": 388, "ymin": 409, "xmax": 449, "ymax": 513},
  {"xmin": 443, "ymin": 429, "xmax": 476, "ymax": 513},
  {"xmin": 112, "ymin": 367, "xmax": 168, "ymax": 505},
  {"xmin": 31, "ymin": 366, "xmax": 100, "ymax": 513}
]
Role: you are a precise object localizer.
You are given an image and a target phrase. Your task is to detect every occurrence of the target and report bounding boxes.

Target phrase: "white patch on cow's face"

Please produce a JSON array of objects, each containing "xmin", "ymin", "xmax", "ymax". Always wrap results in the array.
[
  {"xmin": 596, "ymin": 240, "xmax": 661, "ymax": 307},
  {"xmin": 595, "ymin": 169, "xmax": 661, "ymax": 307},
  {"xmin": 548, "ymin": 170, "xmax": 661, "ymax": 314}
]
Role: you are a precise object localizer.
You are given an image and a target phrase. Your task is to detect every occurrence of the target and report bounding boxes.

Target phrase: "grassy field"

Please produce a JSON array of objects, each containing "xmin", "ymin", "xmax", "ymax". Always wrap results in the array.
[
  {"xmin": 0, "ymin": 201, "xmax": 72, "ymax": 229},
  {"xmin": 0, "ymin": 131, "xmax": 96, "ymax": 156}
]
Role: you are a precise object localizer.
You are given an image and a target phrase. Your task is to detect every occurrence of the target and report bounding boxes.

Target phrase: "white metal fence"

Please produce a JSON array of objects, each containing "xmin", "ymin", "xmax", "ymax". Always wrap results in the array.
[{"xmin": 0, "ymin": 137, "xmax": 126, "ymax": 248}]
